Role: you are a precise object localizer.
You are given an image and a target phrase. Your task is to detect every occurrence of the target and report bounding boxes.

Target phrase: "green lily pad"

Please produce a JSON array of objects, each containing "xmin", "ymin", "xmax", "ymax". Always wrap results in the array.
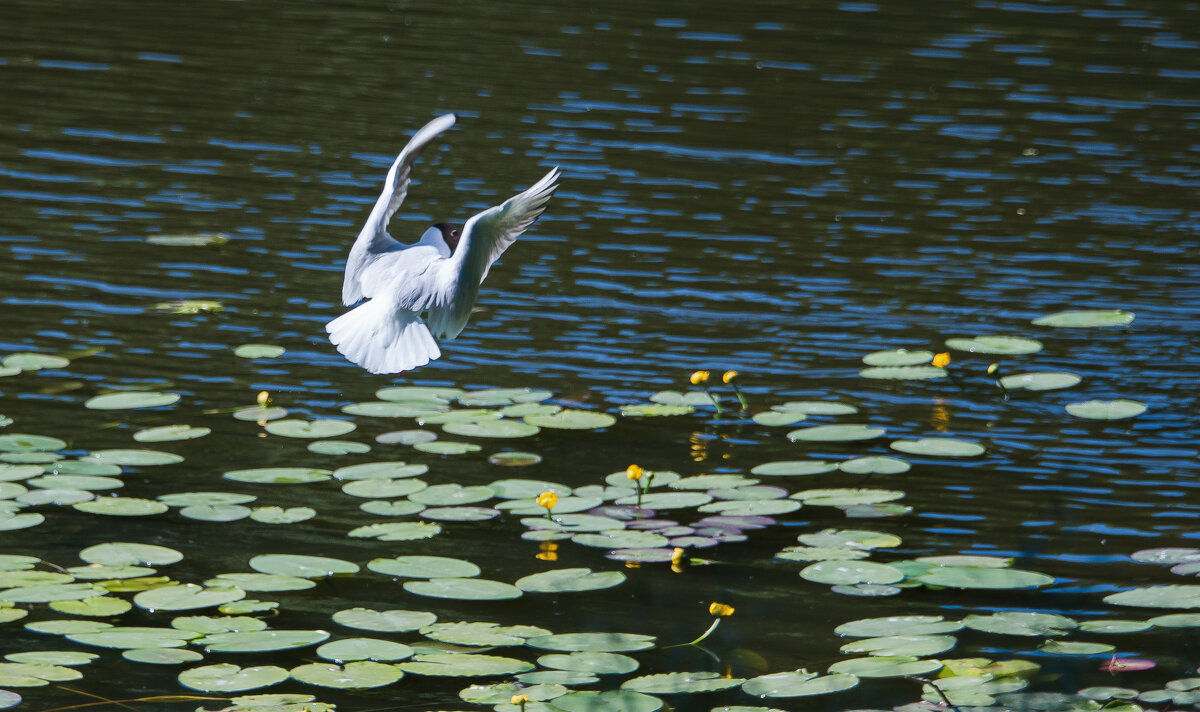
[
  {"xmin": 316, "ymin": 638, "xmax": 413, "ymax": 663},
  {"xmin": 835, "ymin": 615, "xmax": 963, "ymax": 637},
  {"xmin": 414, "ymin": 440, "xmax": 481, "ymax": 455},
  {"xmin": 460, "ymin": 681, "xmax": 567, "ymax": 704},
  {"xmin": 342, "ymin": 478, "xmax": 425, "ymax": 498},
  {"xmin": 201, "ymin": 629, "xmax": 330, "ymax": 653},
  {"xmin": 376, "ymin": 386, "xmax": 461, "ymax": 402},
  {"xmin": 963, "ymin": 612, "xmax": 1077, "ymax": 636},
  {"xmin": 1078, "ymin": 619, "xmax": 1153, "ymax": 633},
  {"xmin": 360, "ymin": 500, "xmax": 425, "ymax": 516},
  {"xmin": 249, "ymin": 554, "xmax": 359, "ymax": 578},
  {"xmin": 232, "ymin": 405, "xmax": 288, "ymax": 422},
  {"xmin": 3, "ymin": 651, "xmax": 98, "ymax": 666},
  {"xmin": 334, "ymin": 461, "xmax": 427, "ymax": 480},
  {"xmin": 776, "ymin": 546, "xmax": 871, "ymax": 562},
  {"xmin": 918, "ymin": 566, "xmax": 1054, "ymax": 589},
  {"xmin": 25, "ymin": 620, "xmax": 114, "ymax": 636},
  {"xmin": 348, "ymin": 521, "xmax": 442, "ymax": 541},
  {"xmin": 73, "ymin": 497, "xmax": 169, "ymax": 516},
  {"xmin": 1148, "ymin": 613, "xmax": 1200, "ymax": 627},
  {"xmin": 862, "ymin": 349, "xmax": 935, "ymax": 366},
  {"xmin": 84, "ymin": 392, "xmax": 180, "ymax": 410},
  {"xmin": 28, "ymin": 474, "xmax": 120, "ymax": 491},
  {"xmin": 0, "ymin": 434, "xmax": 66, "ymax": 453},
  {"xmin": 773, "ymin": 401, "xmax": 858, "ymax": 415},
  {"xmin": 459, "ymin": 388, "xmax": 552, "ymax": 406},
  {"xmin": 552, "ymin": 690, "xmax": 662, "ymax": 712},
  {"xmin": 367, "ymin": 556, "xmax": 480, "ymax": 579},
  {"xmin": 621, "ymin": 403, "xmax": 695, "ymax": 417},
  {"xmin": 621, "ymin": 671, "xmax": 744, "ymax": 693},
  {"xmin": 573, "ymin": 530, "xmax": 670, "ymax": 550},
  {"xmin": 399, "ymin": 653, "xmax": 534, "ymax": 677},
  {"xmin": 171, "ymin": 615, "xmax": 269, "ymax": 635},
  {"xmin": 290, "ymin": 661, "xmax": 402, "ymax": 689},
  {"xmin": 1104, "ymin": 585, "xmax": 1200, "ymax": 609},
  {"xmin": 223, "ymin": 467, "xmax": 332, "ymax": 484},
  {"xmin": 488, "ymin": 451, "xmax": 543, "ymax": 467},
  {"xmin": 839, "ymin": 456, "xmax": 911, "ymax": 475},
  {"xmin": 0, "ymin": 465, "xmax": 43, "ymax": 482},
  {"xmin": 999, "ymin": 372, "xmax": 1082, "ymax": 391},
  {"xmin": 787, "ymin": 425, "xmax": 885, "ymax": 442},
  {"xmin": 0, "ymin": 512, "xmax": 43, "ymax": 531},
  {"xmin": 342, "ymin": 401, "xmax": 447, "ymax": 418},
  {"xmin": 132, "ymin": 425, "xmax": 211, "ymax": 443},
  {"xmin": 180, "ymin": 504, "xmax": 251, "ymax": 522},
  {"xmin": 178, "ymin": 663, "xmax": 288, "ymax": 692},
  {"xmin": 890, "ymin": 438, "xmax": 985, "ymax": 457},
  {"xmin": 524, "ymin": 409, "xmax": 616, "ymax": 430},
  {"xmin": 83, "ymin": 449, "xmax": 183, "ymax": 466},
  {"xmin": 444, "ymin": 420, "xmax": 540, "ymax": 438},
  {"xmin": 742, "ymin": 670, "xmax": 860, "ymax": 697},
  {"xmin": 0, "ymin": 662, "xmax": 82, "ymax": 685},
  {"xmin": 538, "ymin": 651, "xmax": 639, "ymax": 675},
  {"xmin": 828, "ymin": 656, "xmax": 943, "ymax": 677},
  {"xmin": 1032, "ymin": 309, "xmax": 1134, "ymax": 328},
  {"xmin": 265, "ymin": 419, "xmax": 355, "ymax": 439},
  {"xmin": 1066, "ymin": 399, "xmax": 1147, "ymax": 420},
  {"xmin": 945, "ymin": 336, "xmax": 1043, "ymax": 354},
  {"xmin": 307, "ymin": 439, "xmax": 371, "ymax": 455},
  {"xmin": 516, "ymin": 568, "xmax": 626, "ymax": 593},
  {"xmin": 522, "ymin": 514, "xmax": 627, "ymax": 533},
  {"xmin": 1038, "ymin": 640, "xmax": 1116, "ymax": 655},
  {"xmin": 333, "ymin": 608, "xmax": 437, "ymax": 633},
  {"xmin": 3, "ymin": 353, "xmax": 69, "ymax": 371},
  {"xmin": 234, "ymin": 344, "xmax": 285, "ymax": 359},
  {"xmin": 615, "ymin": 492, "xmax": 712, "ymax": 510},
  {"xmin": 249, "ymin": 506, "xmax": 316, "ymax": 524},
  {"xmin": 134, "ymin": 584, "xmax": 245, "ymax": 612},
  {"xmin": 409, "ymin": 483, "xmax": 494, "ymax": 506},
  {"xmin": 516, "ymin": 670, "xmax": 599, "ymax": 686},
  {"xmin": 527, "ymin": 632, "xmax": 655, "ymax": 653},
  {"xmin": 123, "ymin": 648, "xmax": 205, "ymax": 665},
  {"xmin": 859, "ymin": 366, "xmax": 946, "ymax": 380},
  {"xmin": 423, "ymin": 622, "xmax": 550, "ymax": 647},
  {"xmin": 146, "ymin": 232, "xmax": 230, "ymax": 246},
  {"xmin": 650, "ymin": 390, "xmax": 714, "ymax": 407},
  {"xmin": 49, "ymin": 596, "xmax": 133, "ymax": 617},
  {"xmin": 792, "ymin": 488, "xmax": 904, "ymax": 506},
  {"xmin": 751, "ymin": 411, "xmax": 807, "ymax": 427},
  {"xmin": 67, "ymin": 626, "xmax": 199, "ymax": 650},
  {"xmin": 80, "ymin": 542, "xmax": 183, "ymax": 566},
  {"xmin": 403, "ymin": 577, "xmax": 522, "ymax": 601},
  {"xmin": 800, "ymin": 561, "xmax": 905, "ymax": 585},
  {"xmin": 798, "ymin": 529, "xmax": 902, "ymax": 550},
  {"xmin": 915, "ymin": 554, "xmax": 1011, "ymax": 568},
  {"xmin": 840, "ymin": 635, "xmax": 956, "ymax": 657}
]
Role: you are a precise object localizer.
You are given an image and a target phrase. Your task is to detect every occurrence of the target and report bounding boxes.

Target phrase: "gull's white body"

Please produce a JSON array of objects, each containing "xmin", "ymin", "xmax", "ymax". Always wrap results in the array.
[{"xmin": 327, "ymin": 113, "xmax": 560, "ymax": 374}]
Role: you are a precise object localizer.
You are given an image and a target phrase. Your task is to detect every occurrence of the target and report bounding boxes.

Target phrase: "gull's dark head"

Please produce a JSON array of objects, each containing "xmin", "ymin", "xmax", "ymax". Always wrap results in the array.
[{"xmin": 433, "ymin": 223, "xmax": 463, "ymax": 254}]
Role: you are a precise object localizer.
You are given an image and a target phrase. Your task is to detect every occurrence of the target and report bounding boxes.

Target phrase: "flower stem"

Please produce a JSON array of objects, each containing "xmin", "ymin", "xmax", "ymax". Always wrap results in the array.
[{"xmin": 686, "ymin": 618, "xmax": 721, "ymax": 646}]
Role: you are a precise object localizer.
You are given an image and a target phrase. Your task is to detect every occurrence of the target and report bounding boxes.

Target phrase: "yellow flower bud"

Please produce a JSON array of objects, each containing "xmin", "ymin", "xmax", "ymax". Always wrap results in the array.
[
  {"xmin": 690, "ymin": 370, "xmax": 710, "ymax": 385},
  {"xmin": 932, "ymin": 352, "xmax": 951, "ymax": 368},
  {"xmin": 511, "ymin": 694, "xmax": 530, "ymax": 705},
  {"xmin": 625, "ymin": 464, "xmax": 644, "ymax": 481},
  {"xmin": 722, "ymin": 370, "xmax": 738, "ymax": 384},
  {"xmin": 987, "ymin": 362, "xmax": 1000, "ymax": 375},
  {"xmin": 709, "ymin": 602, "xmax": 735, "ymax": 617},
  {"xmin": 256, "ymin": 390, "xmax": 271, "ymax": 406},
  {"xmin": 671, "ymin": 547, "xmax": 685, "ymax": 565},
  {"xmin": 536, "ymin": 491, "xmax": 558, "ymax": 510}
]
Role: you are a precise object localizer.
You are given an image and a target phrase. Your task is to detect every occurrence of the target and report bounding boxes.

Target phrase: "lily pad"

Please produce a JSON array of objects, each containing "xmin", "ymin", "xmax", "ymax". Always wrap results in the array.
[
  {"xmin": 773, "ymin": 401, "xmax": 858, "ymax": 415},
  {"xmin": 290, "ymin": 661, "xmax": 402, "ymax": 689},
  {"xmin": 1104, "ymin": 585, "xmax": 1200, "ymax": 609},
  {"xmin": 249, "ymin": 506, "xmax": 316, "ymax": 524},
  {"xmin": 488, "ymin": 451, "xmax": 543, "ymax": 467},
  {"xmin": 123, "ymin": 648, "xmax": 205, "ymax": 665},
  {"xmin": 201, "ymin": 630, "xmax": 330, "ymax": 653},
  {"xmin": 890, "ymin": 438, "xmax": 985, "ymax": 457},
  {"xmin": 552, "ymin": 690, "xmax": 662, "ymax": 712},
  {"xmin": 945, "ymin": 335, "xmax": 1043, "ymax": 354},
  {"xmin": 621, "ymin": 671, "xmax": 744, "ymax": 694},
  {"xmin": 3, "ymin": 353, "xmax": 69, "ymax": 371},
  {"xmin": 80, "ymin": 542, "xmax": 183, "ymax": 566},
  {"xmin": 839, "ymin": 456, "xmax": 911, "ymax": 475},
  {"xmin": 444, "ymin": 420, "xmax": 541, "ymax": 438},
  {"xmin": 999, "ymin": 372, "xmax": 1082, "ymax": 391},
  {"xmin": 348, "ymin": 521, "xmax": 442, "ymax": 541},
  {"xmin": 524, "ymin": 409, "xmax": 616, "ymax": 430},
  {"xmin": 1032, "ymin": 309, "xmax": 1134, "ymax": 328},
  {"xmin": 787, "ymin": 425, "xmax": 885, "ymax": 442},
  {"xmin": 527, "ymin": 632, "xmax": 656, "ymax": 653},
  {"xmin": 414, "ymin": 440, "xmax": 481, "ymax": 455},
  {"xmin": 0, "ymin": 434, "xmax": 67, "ymax": 453},
  {"xmin": 334, "ymin": 461, "xmax": 427, "ymax": 480},
  {"xmin": 1066, "ymin": 399, "xmax": 1147, "ymax": 420},
  {"xmin": 835, "ymin": 616, "xmax": 963, "ymax": 637},
  {"xmin": 332, "ymin": 608, "xmax": 437, "ymax": 633},
  {"xmin": 751, "ymin": 411, "xmax": 807, "ymax": 427},
  {"xmin": 398, "ymin": 653, "xmax": 534, "ymax": 677},
  {"xmin": 178, "ymin": 663, "xmax": 288, "ymax": 692},
  {"xmin": 67, "ymin": 626, "xmax": 199, "ymax": 650},
  {"xmin": 917, "ymin": 566, "xmax": 1054, "ymax": 589},
  {"xmin": 800, "ymin": 561, "xmax": 905, "ymax": 585},
  {"xmin": 621, "ymin": 403, "xmax": 695, "ymax": 417},
  {"xmin": 234, "ymin": 344, "xmax": 286, "ymax": 359},
  {"xmin": 134, "ymin": 584, "xmax": 245, "ymax": 612},
  {"xmin": 307, "ymin": 439, "xmax": 370, "ymax": 455},
  {"xmin": 316, "ymin": 638, "xmax": 413, "ymax": 663},
  {"xmin": 83, "ymin": 449, "xmax": 183, "ymax": 466},
  {"xmin": 132, "ymin": 425, "xmax": 211, "ymax": 442},
  {"xmin": 73, "ymin": 497, "xmax": 170, "ymax": 516},
  {"xmin": 963, "ymin": 612, "xmax": 1077, "ymax": 636},
  {"xmin": 84, "ymin": 392, "xmax": 180, "ymax": 410},
  {"xmin": 403, "ymin": 577, "xmax": 522, "ymax": 601},
  {"xmin": 538, "ymin": 651, "xmax": 639, "ymax": 675},
  {"xmin": 1038, "ymin": 640, "xmax": 1116, "ymax": 655},
  {"xmin": 862, "ymin": 349, "xmax": 935, "ymax": 366},
  {"xmin": 223, "ymin": 467, "xmax": 332, "ymax": 484},
  {"xmin": 264, "ymin": 419, "xmax": 355, "ymax": 439},
  {"xmin": 798, "ymin": 529, "xmax": 902, "ymax": 550},
  {"xmin": 367, "ymin": 556, "xmax": 481, "ymax": 580},
  {"xmin": 840, "ymin": 635, "xmax": 956, "ymax": 657},
  {"xmin": 516, "ymin": 568, "xmax": 626, "ymax": 593},
  {"xmin": 859, "ymin": 366, "xmax": 947, "ymax": 380},
  {"xmin": 828, "ymin": 656, "xmax": 943, "ymax": 678},
  {"xmin": 232, "ymin": 405, "xmax": 288, "ymax": 422},
  {"xmin": 248, "ymin": 554, "xmax": 359, "ymax": 578},
  {"xmin": 742, "ymin": 670, "xmax": 860, "ymax": 697}
]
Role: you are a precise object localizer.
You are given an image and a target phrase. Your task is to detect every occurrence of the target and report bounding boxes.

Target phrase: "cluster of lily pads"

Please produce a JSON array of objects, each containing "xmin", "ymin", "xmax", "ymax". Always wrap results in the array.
[{"xmin": 2, "ymin": 306, "xmax": 1195, "ymax": 712}]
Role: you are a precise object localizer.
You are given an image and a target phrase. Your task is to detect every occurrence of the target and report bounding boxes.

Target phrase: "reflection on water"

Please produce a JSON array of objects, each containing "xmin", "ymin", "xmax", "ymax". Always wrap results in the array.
[{"xmin": 1, "ymin": 0, "xmax": 1198, "ymax": 708}]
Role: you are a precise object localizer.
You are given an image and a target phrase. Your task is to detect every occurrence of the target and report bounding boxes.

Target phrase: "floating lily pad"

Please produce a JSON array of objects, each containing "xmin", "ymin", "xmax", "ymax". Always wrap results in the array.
[
  {"xmin": 528, "ymin": 633, "xmax": 655, "ymax": 653},
  {"xmin": 67, "ymin": 626, "xmax": 199, "ymax": 650},
  {"xmin": 621, "ymin": 403, "xmax": 695, "ymax": 417},
  {"xmin": 348, "ymin": 521, "xmax": 442, "ymax": 541},
  {"xmin": 3, "ymin": 353, "xmax": 69, "ymax": 371},
  {"xmin": 178, "ymin": 663, "xmax": 288, "ymax": 692},
  {"xmin": 516, "ymin": 568, "xmax": 626, "ymax": 593},
  {"xmin": 232, "ymin": 405, "xmax": 288, "ymax": 422},
  {"xmin": 265, "ymin": 419, "xmax": 355, "ymax": 439},
  {"xmin": 835, "ymin": 616, "xmax": 963, "ymax": 637},
  {"xmin": 839, "ymin": 456, "xmax": 911, "ymax": 475},
  {"xmin": 83, "ymin": 449, "xmax": 183, "ymax": 466},
  {"xmin": 133, "ymin": 425, "xmax": 211, "ymax": 443},
  {"xmin": 1104, "ymin": 585, "xmax": 1200, "ymax": 609},
  {"xmin": 0, "ymin": 512, "xmax": 43, "ymax": 531},
  {"xmin": 524, "ymin": 410, "xmax": 616, "ymax": 430},
  {"xmin": 840, "ymin": 635, "xmax": 956, "ymax": 657},
  {"xmin": 1038, "ymin": 640, "xmax": 1115, "ymax": 655},
  {"xmin": 414, "ymin": 440, "xmax": 481, "ymax": 455},
  {"xmin": 403, "ymin": 577, "xmax": 522, "ymax": 601},
  {"xmin": 650, "ymin": 390, "xmax": 714, "ymax": 407},
  {"xmin": 249, "ymin": 555, "xmax": 359, "ymax": 578},
  {"xmin": 367, "ymin": 556, "xmax": 480, "ymax": 580},
  {"xmin": 788, "ymin": 425, "xmax": 885, "ymax": 442},
  {"xmin": 290, "ymin": 661, "xmax": 402, "ymax": 689},
  {"xmin": 792, "ymin": 488, "xmax": 904, "ymax": 506},
  {"xmin": 742, "ymin": 670, "xmax": 860, "ymax": 697},
  {"xmin": 134, "ymin": 584, "xmax": 245, "ymax": 612},
  {"xmin": 538, "ymin": 651, "xmax": 639, "ymax": 675},
  {"xmin": 801, "ymin": 561, "xmax": 905, "ymax": 585},
  {"xmin": 1032, "ymin": 309, "xmax": 1134, "ymax": 328},
  {"xmin": 799, "ymin": 529, "xmax": 902, "ymax": 550},
  {"xmin": 123, "ymin": 648, "xmax": 204, "ymax": 665},
  {"xmin": 223, "ymin": 467, "xmax": 332, "ymax": 484},
  {"xmin": 342, "ymin": 401, "xmax": 447, "ymax": 418},
  {"xmin": 307, "ymin": 439, "xmax": 370, "ymax": 455},
  {"xmin": 146, "ymin": 232, "xmax": 230, "ymax": 246},
  {"xmin": 0, "ymin": 662, "xmax": 82, "ymax": 686},
  {"xmin": 828, "ymin": 656, "xmax": 943, "ymax": 678},
  {"xmin": 202, "ymin": 629, "xmax": 330, "ymax": 653},
  {"xmin": 399, "ymin": 653, "xmax": 534, "ymax": 677},
  {"xmin": 460, "ymin": 681, "xmax": 567, "ymax": 705},
  {"xmin": 3, "ymin": 651, "xmax": 97, "ymax": 666},
  {"xmin": 774, "ymin": 401, "xmax": 859, "ymax": 415},
  {"xmin": 0, "ymin": 434, "xmax": 66, "ymax": 453},
  {"xmin": 49, "ymin": 596, "xmax": 132, "ymax": 617},
  {"xmin": 573, "ymin": 530, "xmax": 670, "ymax": 550},
  {"xmin": 171, "ymin": 615, "xmax": 268, "ymax": 635},
  {"xmin": 552, "ymin": 690, "xmax": 662, "ymax": 712},
  {"xmin": 917, "ymin": 566, "xmax": 1053, "ymax": 589},
  {"xmin": 181, "ymin": 504, "xmax": 251, "ymax": 522},
  {"xmin": 85, "ymin": 392, "xmax": 180, "ymax": 410},
  {"xmin": 859, "ymin": 366, "xmax": 947, "ymax": 380},
  {"xmin": 459, "ymin": 388, "xmax": 552, "ymax": 406},
  {"xmin": 963, "ymin": 612, "xmax": 1077, "ymax": 636},
  {"xmin": 862, "ymin": 349, "xmax": 936, "ymax": 366},
  {"xmin": 73, "ymin": 497, "xmax": 169, "ymax": 516},
  {"xmin": 488, "ymin": 451, "xmax": 543, "ymax": 467},
  {"xmin": 945, "ymin": 336, "xmax": 1043, "ymax": 354},
  {"xmin": 999, "ymin": 372, "xmax": 1083, "ymax": 391},
  {"xmin": 1148, "ymin": 613, "xmax": 1200, "ymax": 627},
  {"xmin": 80, "ymin": 542, "xmax": 183, "ymax": 566},
  {"xmin": 234, "ymin": 344, "xmax": 285, "ymax": 359},
  {"xmin": 446, "ymin": 420, "xmax": 541, "ymax": 438},
  {"xmin": 776, "ymin": 546, "xmax": 870, "ymax": 562},
  {"xmin": 335, "ymin": 461, "xmax": 427, "ymax": 480},
  {"xmin": 1066, "ymin": 399, "xmax": 1147, "ymax": 420},
  {"xmin": 752, "ymin": 411, "xmax": 807, "ymax": 427},
  {"xmin": 621, "ymin": 671, "xmax": 744, "ymax": 694},
  {"xmin": 409, "ymin": 484, "xmax": 494, "ymax": 506},
  {"xmin": 1078, "ymin": 619, "xmax": 1153, "ymax": 634},
  {"xmin": 333, "ymin": 608, "xmax": 437, "ymax": 633},
  {"xmin": 316, "ymin": 638, "xmax": 413, "ymax": 663},
  {"xmin": 377, "ymin": 386, "xmax": 462, "ymax": 402},
  {"xmin": 516, "ymin": 670, "xmax": 599, "ymax": 686},
  {"xmin": 249, "ymin": 506, "xmax": 316, "ymax": 524},
  {"xmin": 890, "ymin": 438, "xmax": 985, "ymax": 457}
]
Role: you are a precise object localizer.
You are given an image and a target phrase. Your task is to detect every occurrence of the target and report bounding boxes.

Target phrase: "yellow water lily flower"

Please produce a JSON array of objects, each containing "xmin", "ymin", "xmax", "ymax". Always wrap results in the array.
[
  {"xmin": 709, "ymin": 602, "xmax": 735, "ymax": 617},
  {"xmin": 625, "ymin": 464, "xmax": 644, "ymax": 481},
  {"xmin": 987, "ymin": 362, "xmax": 1000, "ymax": 375},
  {"xmin": 256, "ymin": 390, "xmax": 271, "ymax": 407},
  {"xmin": 722, "ymin": 370, "xmax": 738, "ymax": 384},
  {"xmin": 690, "ymin": 370, "xmax": 711, "ymax": 385},
  {"xmin": 932, "ymin": 352, "xmax": 951, "ymax": 368},
  {"xmin": 511, "ymin": 694, "xmax": 530, "ymax": 708},
  {"xmin": 536, "ymin": 491, "xmax": 558, "ymax": 514},
  {"xmin": 671, "ymin": 548, "xmax": 685, "ymax": 565}
]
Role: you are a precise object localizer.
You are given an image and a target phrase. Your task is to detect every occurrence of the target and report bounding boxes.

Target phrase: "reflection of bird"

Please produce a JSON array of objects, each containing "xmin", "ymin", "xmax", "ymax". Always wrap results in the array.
[{"xmin": 327, "ymin": 114, "xmax": 560, "ymax": 374}]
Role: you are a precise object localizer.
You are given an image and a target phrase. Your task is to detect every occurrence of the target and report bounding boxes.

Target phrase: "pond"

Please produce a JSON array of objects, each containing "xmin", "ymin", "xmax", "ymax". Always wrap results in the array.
[{"xmin": 1, "ymin": 1, "xmax": 1199, "ymax": 710}]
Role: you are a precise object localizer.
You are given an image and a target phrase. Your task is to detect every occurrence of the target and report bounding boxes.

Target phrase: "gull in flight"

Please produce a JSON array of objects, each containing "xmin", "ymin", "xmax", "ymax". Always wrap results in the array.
[{"xmin": 327, "ymin": 113, "xmax": 560, "ymax": 374}]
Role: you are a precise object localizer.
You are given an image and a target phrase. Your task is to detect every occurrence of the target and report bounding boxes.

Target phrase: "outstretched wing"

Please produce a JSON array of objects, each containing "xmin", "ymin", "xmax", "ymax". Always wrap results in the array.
[
  {"xmin": 427, "ymin": 166, "xmax": 561, "ymax": 340},
  {"xmin": 342, "ymin": 113, "xmax": 457, "ymax": 306}
]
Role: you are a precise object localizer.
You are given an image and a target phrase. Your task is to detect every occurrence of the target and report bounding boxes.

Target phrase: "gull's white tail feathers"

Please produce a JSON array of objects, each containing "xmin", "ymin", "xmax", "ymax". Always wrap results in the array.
[{"xmin": 325, "ymin": 298, "xmax": 440, "ymax": 375}]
